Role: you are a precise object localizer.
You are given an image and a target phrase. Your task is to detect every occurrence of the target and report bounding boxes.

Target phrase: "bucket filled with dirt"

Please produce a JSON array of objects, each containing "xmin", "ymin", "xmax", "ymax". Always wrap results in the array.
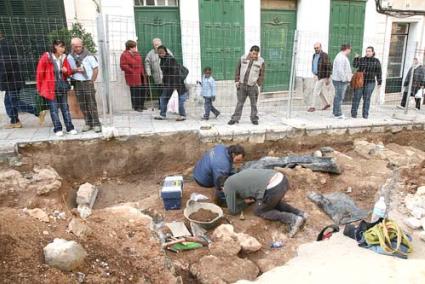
[{"xmin": 184, "ymin": 200, "xmax": 223, "ymax": 229}]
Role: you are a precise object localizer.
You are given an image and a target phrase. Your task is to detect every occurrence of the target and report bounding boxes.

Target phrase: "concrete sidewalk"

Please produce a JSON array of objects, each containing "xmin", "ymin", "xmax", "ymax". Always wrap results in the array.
[{"xmin": 1, "ymin": 105, "xmax": 424, "ymax": 154}]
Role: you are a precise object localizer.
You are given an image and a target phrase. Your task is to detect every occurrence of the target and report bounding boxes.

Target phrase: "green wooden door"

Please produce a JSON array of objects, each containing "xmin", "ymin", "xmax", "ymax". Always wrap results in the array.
[
  {"xmin": 261, "ymin": 10, "xmax": 296, "ymax": 92},
  {"xmin": 199, "ymin": 0, "xmax": 244, "ymax": 80},
  {"xmin": 329, "ymin": 0, "xmax": 366, "ymax": 60},
  {"xmin": 134, "ymin": 7, "xmax": 182, "ymax": 62}
]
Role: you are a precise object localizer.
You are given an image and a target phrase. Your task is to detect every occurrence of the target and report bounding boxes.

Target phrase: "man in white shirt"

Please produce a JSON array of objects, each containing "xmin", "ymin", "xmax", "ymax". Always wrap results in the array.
[
  {"xmin": 68, "ymin": 38, "xmax": 101, "ymax": 132},
  {"xmin": 331, "ymin": 44, "xmax": 353, "ymax": 119}
]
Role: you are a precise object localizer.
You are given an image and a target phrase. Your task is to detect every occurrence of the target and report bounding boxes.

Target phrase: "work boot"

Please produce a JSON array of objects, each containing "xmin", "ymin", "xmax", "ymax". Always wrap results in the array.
[
  {"xmin": 38, "ymin": 110, "xmax": 47, "ymax": 126},
  {"xmin": 288, "ymin": 216, "xmax": 305, "ymax": 238},
  {"xmin": 5, "ymin": 122, "xmax": 22, "ymax": 129}
]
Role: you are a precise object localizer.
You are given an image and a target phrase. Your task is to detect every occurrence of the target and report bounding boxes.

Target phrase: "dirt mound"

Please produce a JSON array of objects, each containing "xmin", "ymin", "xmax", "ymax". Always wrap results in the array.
[{"xmin": 189, "ymin": 209, "xmax": 219, "ymax": 222}]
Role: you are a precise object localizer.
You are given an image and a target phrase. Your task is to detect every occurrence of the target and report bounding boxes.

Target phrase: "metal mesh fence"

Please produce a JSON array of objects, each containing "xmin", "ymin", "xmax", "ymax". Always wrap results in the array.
[{"xmin": 0, "ymin": 15, "xmax": 424, "ymax": 134}]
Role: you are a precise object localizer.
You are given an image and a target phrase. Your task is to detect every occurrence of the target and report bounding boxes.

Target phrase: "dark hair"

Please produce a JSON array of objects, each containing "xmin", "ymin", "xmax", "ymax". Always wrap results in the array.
[
  {"xmin": 340, "ymin": 44, "xmax": 351, "ymax": 51},
  {"xmin": 216, "ymin": 175, "xmax": 229, "ymax": 190},
  {"xmin": 125, "ymin": 40, "xmax": 137, "ymax": 50},
  {"xmin": 228, "ymin": 144, "xmax": 245, "ymax": 157},
  {"xmin": 203, "ymin": 66, "xmax": 212, "ymax": 73},
  {"xmin": 51, "ymin": 39, "xmax": 66, "ymax": 53},
  {"xmin": 250, "ymin": 45, "xmax": 260, "ymax": 52},
  {"xmin": 157, "ymin": 45, "xmax": 168, "ymax": 53},
  {"xmin": 366, "ymin": 46, "xmax": 375, "ymax": 57}
]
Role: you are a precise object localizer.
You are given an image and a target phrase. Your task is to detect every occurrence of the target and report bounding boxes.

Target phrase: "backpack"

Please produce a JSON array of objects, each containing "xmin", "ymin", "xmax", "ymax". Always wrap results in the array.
[{"xmin": 179, "ymin": 64, "xmax": 189, "ymax": 81}]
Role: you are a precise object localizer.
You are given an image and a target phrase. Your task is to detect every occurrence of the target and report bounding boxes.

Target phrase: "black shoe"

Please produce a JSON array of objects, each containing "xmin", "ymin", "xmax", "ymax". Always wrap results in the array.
[
  {"xmin": 135, "ymin": 109, "xmax": 143, "ymax": 112},
  {"xmin": 228, "ymin": 120, "xmax": 238, "ymax": 125},
  {"xmin": 201, "ymin": 117, "xmax": 209, "ymax": 121},
  {"xmin": 214, "ymin": 112, "xmax": 220, "ymax": 118},
  {"xmin": 252, "ymin": 121, "xmax": 259, "ymax": 125}
]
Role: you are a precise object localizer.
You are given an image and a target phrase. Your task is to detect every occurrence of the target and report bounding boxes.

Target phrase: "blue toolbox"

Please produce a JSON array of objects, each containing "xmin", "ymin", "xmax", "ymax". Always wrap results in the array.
[{"xmin": 160, "ymin": 175, "xmax": 184, "ymax": 210}]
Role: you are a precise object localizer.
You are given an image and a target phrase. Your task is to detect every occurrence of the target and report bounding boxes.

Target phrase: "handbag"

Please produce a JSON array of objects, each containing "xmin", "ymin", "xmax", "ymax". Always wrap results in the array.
[
  {"xmin": 350, "ymin": 71, "xmax": 364, "ymax": 89},
  {"xmin": 49, "ymin": 53, "xmax": 71, "ymax": 93}
]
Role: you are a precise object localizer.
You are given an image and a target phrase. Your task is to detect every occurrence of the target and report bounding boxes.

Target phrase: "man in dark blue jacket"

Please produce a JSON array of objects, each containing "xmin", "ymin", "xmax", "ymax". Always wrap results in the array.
[
  {"xmin": 193, "ymin": 144, "xmax": 245, "ymax": 201},
  {"xmin": 0, "ymin": 32, "xmax": 46, "ymax": 128}
]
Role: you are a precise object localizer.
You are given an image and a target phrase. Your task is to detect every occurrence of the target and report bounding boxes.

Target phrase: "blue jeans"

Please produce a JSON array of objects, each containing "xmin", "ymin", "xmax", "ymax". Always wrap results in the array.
[
  {"xmin": 203, "ymin": 97, "xmax": 220, "ymax": 118},
  {"xmin": 351, "ymin": 82, "xmax": 375, "ymax": 119},
  {"xmin": 4, "ymin": 89, "xmax": 37, "ymax": 124},
  {"xmin": 48, "ymin": 92, "xmax": 74, "ymax": 133},
  {"xmin": 159, "ymin": 88, "xmax": 187, "ymax": 117},
  {"xmin": 332, "ymin": 80, "xmax": 348, "ymax": 117}
]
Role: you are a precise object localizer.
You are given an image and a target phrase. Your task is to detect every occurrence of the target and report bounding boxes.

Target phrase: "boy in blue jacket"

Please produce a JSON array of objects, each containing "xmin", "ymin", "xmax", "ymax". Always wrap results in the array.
[{"xmin": 200, "ymin": 67, "xmax": 220, "ymax": 120}]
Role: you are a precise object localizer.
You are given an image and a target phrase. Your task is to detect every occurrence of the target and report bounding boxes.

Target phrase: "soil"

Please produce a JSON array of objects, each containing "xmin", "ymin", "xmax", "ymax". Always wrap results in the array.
[
  {"xmin": 2, "ymin": 130, "xmax": 425, "ymax": 283},
  {"xmin": 189, "ymin": 209, "xmax": 219, "ymax": 222}
]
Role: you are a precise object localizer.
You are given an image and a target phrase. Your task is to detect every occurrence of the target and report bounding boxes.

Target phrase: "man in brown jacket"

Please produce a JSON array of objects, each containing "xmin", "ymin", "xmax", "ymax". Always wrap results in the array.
[
  {"xmin": 308, "ymin": 42, "xmax": 332, "ymax": 112},
  {"xmin": 228, "ymin": 45, "xmax": 265, "ymax": 125}
]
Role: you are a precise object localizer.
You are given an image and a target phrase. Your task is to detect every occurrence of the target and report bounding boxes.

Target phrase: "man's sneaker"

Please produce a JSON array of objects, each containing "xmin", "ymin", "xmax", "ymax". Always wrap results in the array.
[
  {"xmin": 335, "ymin": 114, "xmax": 345, "ymax": 119},
  {"xmin": 5, "ymin": 122, "xmax": 22, "ymax": 129},
  {"xmin": 176, "ymin": 116, "xmax": 186, "ymax": 121},
  {"xmin": 307, "ymin": 107, "xmax": 316, "ymax": 112},
  {"xmin": 201, "ymin": 117, "xmax": 209, "ymax": 121},
  {"xmin": 55, "ymin": 131, "xmax": 64, "ymax": 137},
  {"xmin": 82, "ymin": 125, "xmax": 92, "ymax": 132},
  {"xmin": 154, "ymin": 115, "xmax": 166, "ymax": 120},
  {"xmin": 288, "ymin": 216, "xmax": 305, "ymax": 238},
  {"xmin": 228, "ymin": 120, "xmax": 238, "ymax": 125},
  {"xmin": 69, "ymin": 129, "xmax": 78, "ymax": 135},
  {"xmin": 38, "ymin": 110, "xmax": 47, "ymax": 126},
  {"xmin": 93, "ymin": 126, "xmax": 102, "ymax": 133},
  {"xmin": 252, "ymin": 121, "xmax": 259, "ymax": 125}
]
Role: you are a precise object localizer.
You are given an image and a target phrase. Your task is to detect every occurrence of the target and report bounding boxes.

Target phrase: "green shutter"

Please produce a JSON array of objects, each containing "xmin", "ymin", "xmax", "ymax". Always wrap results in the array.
[
  {"xmin": 199, "ymin": 0, "xmax": 244, "ymax": 80},
  {"xmin": 329, "ymin": 0, "xmax": 366, "ymax": 60}
]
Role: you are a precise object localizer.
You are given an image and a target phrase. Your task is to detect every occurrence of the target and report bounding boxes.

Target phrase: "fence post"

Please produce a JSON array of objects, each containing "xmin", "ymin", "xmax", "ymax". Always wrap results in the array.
[
  {"xmin": 404, "ymin": 42, "xmax": 419, "ymax": 115},
  {"xmin": 96, "ymin": 13, "xmax": 112, "ymax": 124},
  {"xmin": 287, "ymin": 30, "xmax": 298, "ymax": 119}
]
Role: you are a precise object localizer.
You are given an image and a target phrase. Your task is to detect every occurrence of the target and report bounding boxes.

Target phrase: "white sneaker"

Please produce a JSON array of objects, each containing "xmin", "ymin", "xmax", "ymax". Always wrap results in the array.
[
  {"xmin": 55, "ymin": 131, "xmax": 64, "ymax": 137},
  {"xmin": 335, "ymin": 115, "xmax": 346, "ymax": 119},
  {"xmin": 396, "ymin": 105, "xmax": 405, "ymax": 110},
  {"xmin": 69, "ymin": 129, "xmax": 78, "ymax": 135}
]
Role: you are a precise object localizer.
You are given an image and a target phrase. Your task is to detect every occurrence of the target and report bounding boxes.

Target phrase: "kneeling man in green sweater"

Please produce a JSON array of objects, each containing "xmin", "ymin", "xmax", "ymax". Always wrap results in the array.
[{"xmin": 220, "ymin": 169, "xmax": 307, "ymax": 237}]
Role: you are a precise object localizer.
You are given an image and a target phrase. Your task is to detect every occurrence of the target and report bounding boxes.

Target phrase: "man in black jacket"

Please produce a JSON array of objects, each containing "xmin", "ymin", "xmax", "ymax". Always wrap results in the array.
[
  {"xmin": 0, "ymin": 32, "xmax": 46, "ymax": 128},
  {"xmin": 308, "ymin": 43, "xmax": 332, "ymax": 112},
  {"xmin": 398, "ymin": 58, "xmax": 425, "ymax": 110}
]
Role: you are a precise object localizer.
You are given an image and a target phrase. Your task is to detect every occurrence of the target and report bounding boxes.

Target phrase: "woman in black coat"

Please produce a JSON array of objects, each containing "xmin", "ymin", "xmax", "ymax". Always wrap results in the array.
[
  {"xmin": 398, "ymin": 58, "xmax": 425, "ymax": 110},
  {"xmin": 154, "ymin": 45, "xmax": 187, "ymax": 121}
]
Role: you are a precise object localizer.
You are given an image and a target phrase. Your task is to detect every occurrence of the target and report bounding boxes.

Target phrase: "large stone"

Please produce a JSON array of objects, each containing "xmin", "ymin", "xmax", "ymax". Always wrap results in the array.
[
  {"xmin": 68, "ymin": 218, "xmax": 92, "ymax": 239},
  {"xmin": 43, "ymin": 238, "xmax": 87, "ymax": 271},
  {"xmin": 212, "ymin": 224, "xmax": 237, "ymax": 240},
  {"xmin": 236, "ymin": 233, "xmax": 262, "ymax": 253},
  {"xmin": 209, "ymin": 236, "xmax": 241, "ymax": 257},
  {"xmin": 404, "ymin": 217, "xmax": 422, "ymax": 230},
  {"xmin": 24, "ymin": 208, "xmax": 49, "ymax": 222},
  {"xmin": 76, "ymin": 183, "xmax": 98, "ymax": 208},
  {"xmin": 0, "ymin": 169, "xmax": 30, "ymax": 193},
  {"xmin": 30, "ymin": 166, "xmax": 62, "ymax": 195},
  {"xmin": 190, "ymin": 255, "xmax": 259, "ymax": 284}
]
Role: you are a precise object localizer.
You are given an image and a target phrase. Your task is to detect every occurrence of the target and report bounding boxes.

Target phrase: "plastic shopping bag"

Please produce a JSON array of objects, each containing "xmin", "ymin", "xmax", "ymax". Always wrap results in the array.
[
  {"xmin": 414, "ymin": 88, "xmax": 423, "ymax": 99},
  {"xmin": 167, "ymin": 90, "xmax": 179, "ymax": 114}
]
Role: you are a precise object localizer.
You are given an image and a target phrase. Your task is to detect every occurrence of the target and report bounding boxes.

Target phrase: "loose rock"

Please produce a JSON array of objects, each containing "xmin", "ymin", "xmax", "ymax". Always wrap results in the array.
[
  {"xmin": 236, "ymin": 233, "xmax": 262, "ymax": 252},
  {"xmin": 24, "ymin": 208, "xmax": 49, "ymax": 222},
  {"xmin": 212, "ymin": 224, "xmax": 236, "ymax": 240},
  {"xmin": 313, "ymin": 150, "xmax": 323, "ymax": 158},
  {"xmin": 404, "ymin": 217, "xmax": 422, "ymax": 230},
  {"xmin": 209, "ymin": 237, "xmax": 241, "ymax": 256},
  {"xmin": 30, "ymin": 166, "xmax": 62, "ymax": 195},
  {"xmin": 76, "ymin": 183, "xmax": 98, "ymax": 208},
  {"xmin": 43, "ymin": 238, "xmax": 87, "ymax": 271},
  {"xmin": 68, "ymin": 218, "xmax": 92, "ymax": 238}
]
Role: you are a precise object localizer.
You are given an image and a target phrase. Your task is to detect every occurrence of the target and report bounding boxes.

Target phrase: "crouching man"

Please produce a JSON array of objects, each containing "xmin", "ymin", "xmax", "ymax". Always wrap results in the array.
[{"xmin": 220, "ymin": 169, "xmax": 307, "ymax": 237}]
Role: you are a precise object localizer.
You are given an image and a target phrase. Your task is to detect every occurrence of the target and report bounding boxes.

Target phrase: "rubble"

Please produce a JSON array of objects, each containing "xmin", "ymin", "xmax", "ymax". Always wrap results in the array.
[
  {"xmin": 212, "ymin": 225, "xmax": 262, "ymax": 253},
  {"xmin": 43, "ymin": 239, "xmax": 87, "ymax": 271},
  {"xmin": 209, "ymin": 237, "xmax": 241, "ymax": 256},
  {"xmin": 190, "ymin": 255, "xmax": 259, "ymax": 284},
  {"xmin": 30, "ymin": 166, "xmax": 62, "ymax": 195},
  {"xmin": 236, "ymin": 233, "xmax": 262, "ymax": 253},
  {"xmin": 23, "ymin": 208, "xmax": 49, "ymax": 223}
]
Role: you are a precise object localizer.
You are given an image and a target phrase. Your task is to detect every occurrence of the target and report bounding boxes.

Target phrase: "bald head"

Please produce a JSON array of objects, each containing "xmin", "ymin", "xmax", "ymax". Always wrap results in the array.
[
  {"xmin": 152, "ymin": 38, "xmax": 162, "ymax": 49},
  {"xmin": 314, "ymin": 42, "xmax": 322, "ymax": 53},
  {"xmin": 71, "ymin": 37, "xmax": 84, "ymax": 54}
]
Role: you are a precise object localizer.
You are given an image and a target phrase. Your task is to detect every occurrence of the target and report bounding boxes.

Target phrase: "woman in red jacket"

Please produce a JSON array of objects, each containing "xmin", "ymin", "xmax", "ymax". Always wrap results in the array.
[
  {"xmin": 120, "ymin": 40, "xmax": 147, "ymax": 112},
  {"xmin": 36, "ymin": 40, "xmax": 76, "ymax": 136}
]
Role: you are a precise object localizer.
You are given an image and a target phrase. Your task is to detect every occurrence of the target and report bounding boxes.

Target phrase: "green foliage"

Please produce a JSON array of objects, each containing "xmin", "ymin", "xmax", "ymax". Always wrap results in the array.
[{"xmin": 48, "ymin": 22, "xmax": 97, "ymax": 53}]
